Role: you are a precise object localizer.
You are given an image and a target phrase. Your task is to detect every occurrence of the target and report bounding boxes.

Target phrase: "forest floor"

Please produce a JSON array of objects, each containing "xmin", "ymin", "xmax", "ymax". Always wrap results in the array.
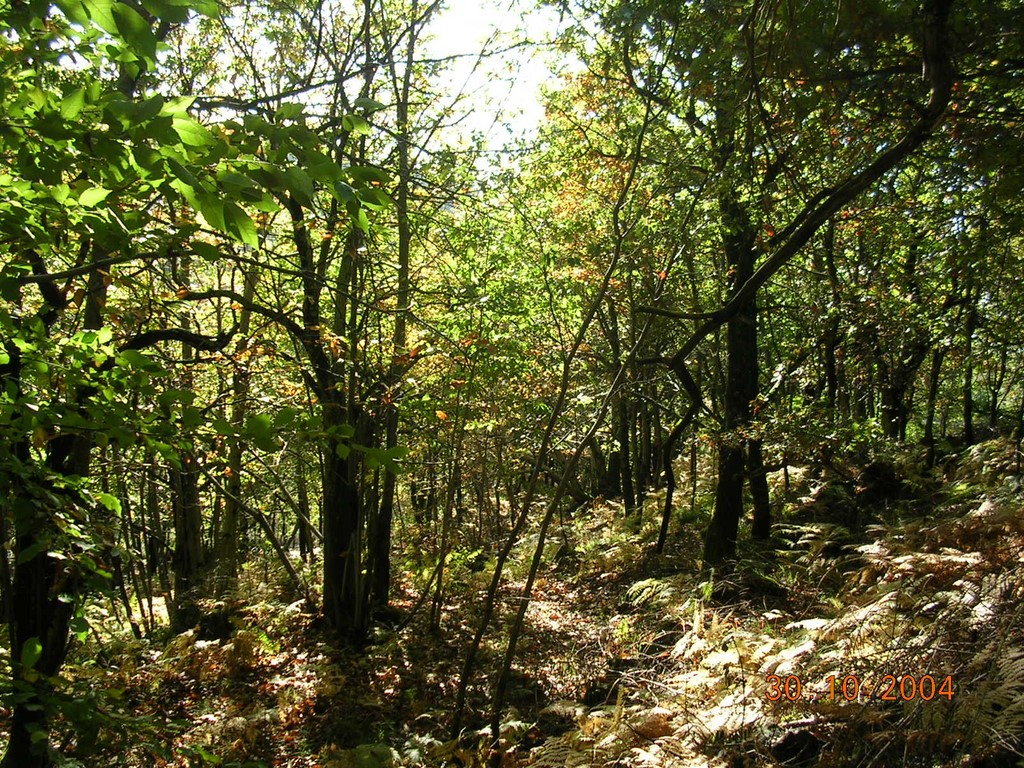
[{"xmin": 16, "ymin": 438, "xmax": 1024, "ymax": 768}]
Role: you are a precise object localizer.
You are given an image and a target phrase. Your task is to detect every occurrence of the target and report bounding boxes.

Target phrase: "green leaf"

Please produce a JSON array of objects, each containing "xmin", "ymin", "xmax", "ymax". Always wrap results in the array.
[
  {"xmin": 196, "ymin": 746, "xmax": 223, "ymax": 765},
  {"xmin": 182, "ymin": 405, "xmax": 204, "ymax": 429},
  {"xmin": 358, "ymin": 187, "xmax": 392, "ymax": 210},
  {"xmin": 50, "ymin": 184, "xmax": 71, "ymax": 204},
  {"xmin": 16, "ymin": 540, "xmax": 46, "ymax": 565},
  {"xmin": 333, "ymin": 180, "xmax": 356, "ymax": 203},
  {"xmin": 160, "ymin": 96, "xmax": 196, "ymax": 116},
  {"xmin": 217, "ymin": 170, "xmax": 259, "ymax": 198},
  {"xmin": 283, "ymin": 166, "xmax": 315, "ymax": 207},
  {"xmin": 83, "ymin": 0, "xmax": 119, "ymax": 36},
  {"xmin": 224, "ymin": 201, "xmax": 258, "ymax": 248},
  {"xmin": 273, "ymin": 407, "xmax": 297, "ymax": 429},
  {"xmin": 251, "ymin": 415, "xmax": 288, "ymax": 450},
  {"xmin": 117, "ymin": 349, "xmax": 164, "ymax": 372},
  {"xmin": 346, "ymin": 165, "xmax": 391, "ymax": 185},
  {"xmin": 138, "ymin": 0, "xmax": 191, "ymax": 23},
  {"xmin": 352, "ymin": 207, "xmax": 371, "ymax": 234},
  {"xmin": 342, "ymin": 114, "xmax": 371, "ymax": 136},
  {"xmin": 353, "ymin": 96, "xmax": 387, "ymax": 113},
  {"xmin": 186, "ymin": 0, "xmax": 219, "ymax": 17},
  {"xmin": 172, "ymin": 117, "xmax": 215, "ymax": 147},
  {"xmin": 133, "ymin": 94, "xmax": 165, "ymax": 123},
  {"xmin": 166, "ymin": 157, "xmax": 198, "ymax": 188},
  {"xmin": 157, "ymin": 388, "xmax": 197, "ymax": 406},
  {"xmin": 363, "ymin": 445, "xmax": 408, "ymax": 474},
  {"xmin": 255, "ymin": 435, "xmax": 281, "ymax": 452},
  {"xmin": 246, "ymin": 413, "xmax": 273, "ymax": 438},
  {"xmin": 245, "ymin": 414, "xmax": 282, "ymax": 452},
  {"xmin": 96, "ymin": 493, "xmax": 122, "ymax": 514},
  {"xmin": 55, "ymin": 0, "xmax": 91, "ymax": 25},
  {"xmin": 20, "ymin": 638, "xmax": 42, "ymax": 671},
  {"xmin": 113, "ymin": 2, "xmax": 158, "ymax": 61},
  {"xmin": 150, "ymin": 440, "xmax": 181, "ymax": 468},
  {"xmin": 60, "ymin": 87, "xmax": 87, "ymax": 119},
  {"xmin": 305, "ymin": 150, "xmax": 343, "ymax": 183},
  {"xmin": 198, "ymin": 194, "xmax": 226, "ymax": 233},
  {"xmin": 192, "ymin": 241, "xmax": 222, "ymax": 262},
  {"xmin": 79, "ymin": 186, "xmax": 112, "ymax": 207},
  {"xmin": 212, "ymin": 418, "xmax": 235, "ymax": 435},
  {"xmin": 274, "ymin": 102, "xmax": 305, "ymax": 121},
  {"xmin": 70, "ymin": 616, "xmax": 90, "ymax": 635}
]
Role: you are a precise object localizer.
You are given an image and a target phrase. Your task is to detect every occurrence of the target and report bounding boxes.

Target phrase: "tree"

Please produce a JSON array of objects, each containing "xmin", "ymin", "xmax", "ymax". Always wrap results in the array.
[
  {"xmin": 553, "ymin": 0, "xmax": 959, "ymax": 565},
  {"xmin": 0, "ymin": 0, "xmax": 371, "ymax": 757}
]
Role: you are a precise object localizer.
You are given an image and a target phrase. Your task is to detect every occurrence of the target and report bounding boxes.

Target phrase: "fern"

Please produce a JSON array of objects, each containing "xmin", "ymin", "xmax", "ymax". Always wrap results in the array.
[
  {"xmin": 961, "ymin": 643, "xmax": 1024, "ymax": 748},
  {"xmin": 626, "ymin": 578, "xmax": 677, "ymax": 609}
]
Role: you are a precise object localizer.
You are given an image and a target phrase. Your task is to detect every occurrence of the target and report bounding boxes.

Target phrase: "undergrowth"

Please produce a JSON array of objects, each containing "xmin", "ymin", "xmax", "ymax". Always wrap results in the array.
[{"xmin": 9, "ymin": 438, "xmax": 1024, "ymax": 768}]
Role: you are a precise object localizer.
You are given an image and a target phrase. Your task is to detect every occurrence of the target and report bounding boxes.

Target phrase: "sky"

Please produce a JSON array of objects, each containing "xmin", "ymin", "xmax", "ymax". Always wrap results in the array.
[{"xmin": 421, "ymin": 0, "xmax": 571, "ymax": 148}]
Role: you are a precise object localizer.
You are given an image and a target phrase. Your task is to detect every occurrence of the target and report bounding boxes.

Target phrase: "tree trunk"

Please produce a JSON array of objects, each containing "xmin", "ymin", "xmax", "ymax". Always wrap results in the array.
[
  {"xmin": 296, "ymin": 452, "xmax": 314, "ymax": 563},
  {"xmin": 748, "ymin": 439, "xmax": 771, "ymax": 540},
  {"xmin": 170, "ymin": 450, "xmax": 204, "ymax": 631},
  {"xmin": 2, "ymin": 245, "xmax": 109, "ymax": 766},
  {"xmin": 618, "ymin": 397, "xmax": 637, "ymax": 515},
  {"xmin": 705, "ymin": 439, "xmax": 746, "ymax": 566},
  {"xmin": 170, "ymin": 256, "xmax": 206, "ymax": 631},
  {"xmin": 924, "ymin": 347, "xmax": 946, "ymax": 467},
  {"xmin": 321, "ymin": 443, "xmax": 365, "ymax": 638},
  {"xmin": 964, "ymin": 285, "xmax": 977, "ymax": 445},
  {"xmin": 703, "ymin": 175, "xmax": 762, "ymax": 565},
  {"xmin": 218, "ymin": 267, "xmax": 258, "ymax": 582}
]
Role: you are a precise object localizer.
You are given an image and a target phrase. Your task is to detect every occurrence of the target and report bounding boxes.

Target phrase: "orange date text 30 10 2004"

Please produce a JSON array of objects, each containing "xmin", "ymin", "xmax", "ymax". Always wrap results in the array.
[{"xmin": 765, "ymin": 674, "xmax": 955, "ymax": 703}]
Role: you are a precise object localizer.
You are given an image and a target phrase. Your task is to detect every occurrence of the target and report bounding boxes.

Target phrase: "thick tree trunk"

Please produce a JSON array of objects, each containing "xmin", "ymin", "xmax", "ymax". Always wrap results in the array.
[
  {"xmin": 705, "ymin": 295, "xmax": 761, "ymax": 565},
  {"xmin": 170, "ymin": 268, "xmax": 206, "ymax": 631},
  {"xmin": 703, "ymin": 175, "xmax": 763, "ymax": 565},
  {"xmin": 322, "ymin": 444, "xmax": 365, "ymax": 638},
  {"xmin": 881, "ymin": 384, "xmax": 906, "ymax": 440},
  {"xmin": 705, "ymin": 440, "xmax": 746, "ymax": 565},
  {"xmin": 3, "ymin": 247, "xmax": 109, "ymax": 767},
  {"xmin": 748, "ymin": 440, "xmax": 771, "ymax": 540},
  {"xmin": 170, "ymin": 450, "xmax": 204, "ymax": 631}
]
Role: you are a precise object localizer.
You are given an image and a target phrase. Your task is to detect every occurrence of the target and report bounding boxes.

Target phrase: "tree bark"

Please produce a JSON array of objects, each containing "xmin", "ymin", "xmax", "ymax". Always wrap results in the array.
[
  {"xmin": 218, "ymin": 266, "xmax": 258, "ymax": 583},
  {"xmin": 963, "ymin": 284, "xmax": 977, "ymax": 445},
  {"xmin": 2, "ymin": 243, "xmax": 107, "ymax": 766},
  {"xmin": 924, "ymin": 347, "xmax": 946, "ymax": 467},
  {"xmin": 748, "ymin": 440, "xmax": 771, "ymax": 540},
  {"xmin": 703, "ymin": 154, "xmax": 762, "ymax": 565}
]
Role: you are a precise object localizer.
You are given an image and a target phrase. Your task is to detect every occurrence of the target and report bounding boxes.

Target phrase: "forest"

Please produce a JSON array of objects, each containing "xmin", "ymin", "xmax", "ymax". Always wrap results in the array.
[{"xmin": 2, "ymin": 0, "xmax": 1024, "ymax": 765}]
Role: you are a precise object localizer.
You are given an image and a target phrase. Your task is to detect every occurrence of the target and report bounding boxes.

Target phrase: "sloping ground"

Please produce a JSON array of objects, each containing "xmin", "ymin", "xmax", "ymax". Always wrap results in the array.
[
  {"xmin": 516, "ymin": 439, "xmax": 1024, "ymax": 768},
  {"xmin": 17, "ymin": 439, "xmax": 1024, "ymax": 767}
]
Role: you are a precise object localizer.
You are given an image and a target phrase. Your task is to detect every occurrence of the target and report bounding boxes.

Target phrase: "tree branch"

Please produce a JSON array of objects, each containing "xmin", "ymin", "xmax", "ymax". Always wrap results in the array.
[
  {"xmin": 665, "ymin": 0, "xmax": 956, "ymax": 373},
  {"xmin": 120, "ymin": 327, "xmax": 236, "ymax": 352},
  {"xmin": 174, "ymin": 288, "xmax": 307, "ymax": 340}
]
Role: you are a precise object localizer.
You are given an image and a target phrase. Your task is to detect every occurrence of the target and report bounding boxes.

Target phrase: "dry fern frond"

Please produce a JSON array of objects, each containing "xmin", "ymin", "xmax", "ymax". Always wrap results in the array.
[
  {"xmin": 627, "ymin": 578, "xmax": 678, "ymax": 610},
  {"xmin": 960, "ymin": 644, "xmax": 1024, "ymax": 748}
]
